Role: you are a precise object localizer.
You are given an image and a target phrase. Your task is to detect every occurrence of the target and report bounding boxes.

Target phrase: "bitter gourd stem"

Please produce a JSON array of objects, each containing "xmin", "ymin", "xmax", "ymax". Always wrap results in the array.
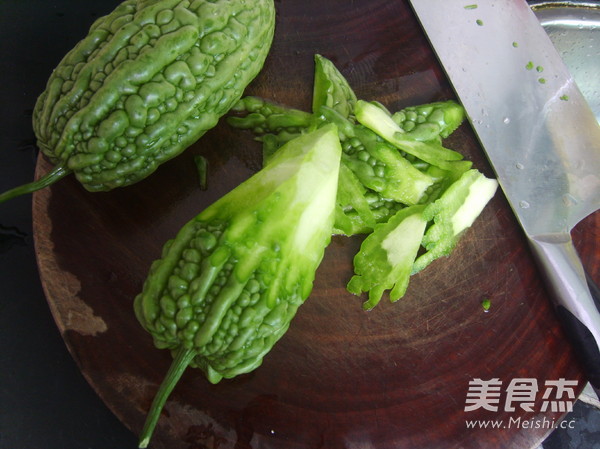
[
  {"xmin": 138, "ymin": 347, "xmax": 196, "ymax": 449},
  {"xmin": 0, "ymin": 163, "xmax": 71, "ymax": 204}
]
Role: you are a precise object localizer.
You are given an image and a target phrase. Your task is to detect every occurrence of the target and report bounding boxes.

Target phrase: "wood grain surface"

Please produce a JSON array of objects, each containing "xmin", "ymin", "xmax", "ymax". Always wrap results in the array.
[{"xmin": 31, "ymin": 1, "xmax": 599, "ymax": 448}]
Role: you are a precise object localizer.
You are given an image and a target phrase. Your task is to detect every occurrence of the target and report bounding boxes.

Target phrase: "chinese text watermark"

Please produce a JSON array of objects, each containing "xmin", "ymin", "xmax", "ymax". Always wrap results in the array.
[{"xmin": 463, "ymin": 378, "xmax": 579, "ymax": 430}]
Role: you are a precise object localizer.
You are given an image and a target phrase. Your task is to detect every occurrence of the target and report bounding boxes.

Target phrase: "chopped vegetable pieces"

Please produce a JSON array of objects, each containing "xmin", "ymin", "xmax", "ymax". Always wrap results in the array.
[
  {"xmin": 347, "ymin": 205, "xmax": 427, "ymax": 310},
  {"xmin": 228, "ymin": 54, "xmax": 498, "ymax": 306},
  {"xmin": 413, "ymin": 169, "xmax": 499, "ymax": 274}
]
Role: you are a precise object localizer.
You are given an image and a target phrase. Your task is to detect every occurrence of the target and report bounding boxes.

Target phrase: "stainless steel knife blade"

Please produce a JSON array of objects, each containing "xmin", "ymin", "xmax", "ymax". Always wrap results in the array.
[{"xmin": 409, "ymin": 0, "xmax": 600, "ymax": 388}]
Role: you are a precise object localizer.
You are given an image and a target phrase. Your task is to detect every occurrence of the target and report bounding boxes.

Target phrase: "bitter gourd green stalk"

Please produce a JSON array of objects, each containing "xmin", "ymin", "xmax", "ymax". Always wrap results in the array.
[
  {"xmin": 0, "ymin": 0, "xmax": 275, "ymax": 204},
  {"xmin": 134, "ymin": 124, "xmax": 341, "ymax": 448}
]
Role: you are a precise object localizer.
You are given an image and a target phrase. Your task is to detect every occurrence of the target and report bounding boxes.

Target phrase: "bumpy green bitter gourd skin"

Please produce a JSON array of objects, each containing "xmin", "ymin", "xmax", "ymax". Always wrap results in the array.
[
  {"xmin": 134, "ymin": 124, "xmax": 342, "ymax": 447},
  {"xmin": 0, "ymin": 0, "xmax": 275, "ymax": 203}
]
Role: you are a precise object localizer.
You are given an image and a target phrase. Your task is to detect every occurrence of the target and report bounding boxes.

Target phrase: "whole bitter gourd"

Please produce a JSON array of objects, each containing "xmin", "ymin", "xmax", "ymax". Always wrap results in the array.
[{"xmin": 0, "ymin": 0, "xmax": 275, "ymax": 203}]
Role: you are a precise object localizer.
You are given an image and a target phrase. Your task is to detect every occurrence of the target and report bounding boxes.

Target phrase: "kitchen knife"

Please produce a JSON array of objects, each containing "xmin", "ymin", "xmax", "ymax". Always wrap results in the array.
[{"xmin": 409, "ymin": 0, "xmax": 600, "ymax": 392}]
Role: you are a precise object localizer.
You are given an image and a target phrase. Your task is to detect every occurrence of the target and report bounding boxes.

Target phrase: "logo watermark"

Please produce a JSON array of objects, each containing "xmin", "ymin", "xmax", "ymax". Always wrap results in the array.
[{"xmin": 463, "ymin": 378, "xmax": 579, "ymax": 430}]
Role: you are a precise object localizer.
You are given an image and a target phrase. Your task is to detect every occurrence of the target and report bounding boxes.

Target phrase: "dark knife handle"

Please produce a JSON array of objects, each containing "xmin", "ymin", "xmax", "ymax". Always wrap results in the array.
[
  {"xmin": 566, "ymin": 271, "xmax": 600, "ymax": 397},
  {"xmin": 586, "ymin": 270, "xmax": 600, "ymax": 311},
  {"xmin": 529, "ymin": 237, "xmax": 600, "ymax": 396},
  {"xmin": 556, "ymin": 304, "xmax": 600, "ymax": 396}
]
